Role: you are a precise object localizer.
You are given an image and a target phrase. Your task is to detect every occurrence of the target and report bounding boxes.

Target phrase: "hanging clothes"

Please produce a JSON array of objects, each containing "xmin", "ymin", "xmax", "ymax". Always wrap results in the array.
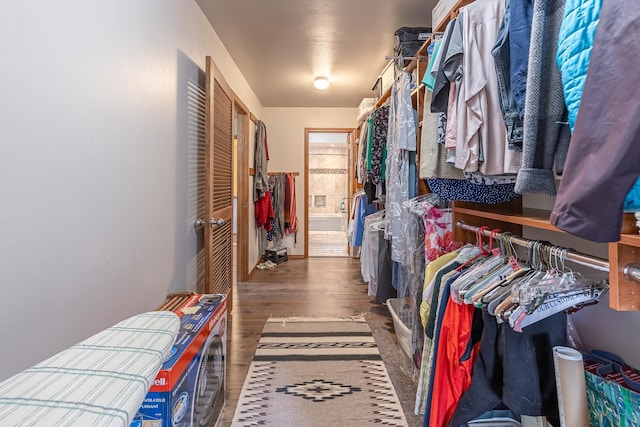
[
  {"xmin": 415, "ymin": 248, "xmax": 479, "ymax": 415},
  {"xmin": 430, "ymin": 19, "xmax": 459, "ymax": 113},
  {"xmin": 421, "ymin": 90, "xmax": 466, "ymax": 180},
  {"xmin": 491, "ymin": 0, "xmax": 524, "ymax": 151},
  {"xmin": 255, "ymin": 191, "xmax": 274, "ymax": 232},
  {"xmin": 455, "ymin": 0, "xmax": 521, "ymax": 175},
  {"xmin": 555, "ymin": 0, "xmax": 640, "ymax": 213},
  {"xmin": 550, "ymin": 0, "xmax": 640, "ymax": 242},
  {"xmin": 361, "ymin": 212, "xmax": 385, "ymax": 297},
  {"xmin": 449, "ymin": 311, "xmax": 566, "ymax": 425},
  {"xmin": 514, "ymin": 0, "xmax": 571, "ymax": 196},
  {"xmin": 509, "ymin": 0, "xmax": 533, "ymax": 120},
  {"xmin": 356, "ymin": 119, "xmax": 369, "ymax": 184},
  {"xmin": 284, "ymin": 173, "xmax": 298, "ymax": 238},
  {"xmin": 369, "ymin": 105, "xmax": 389, "ymax": 186},
  {"xmin": 253, "ymin": 121, "xmax": 269, "ymax": 201},
  {"xmin": 348, "ymin": 191, "xmax": 377, "ymax": 248},
  {"xmin": 556, "ymin": 0, "xmax": 602, "ymax": 135},
  {"xmin": 269, "ymin": 175, "xmax": 286, "ymax": 243},
  {"xmin": 385, "ymin": 70, "xmax": 417, "ymax": 263},
  {"xmin": 427, "ymin": 297, "xmax": 482, "ymax": 427},
  {"xmin": 376, "ymin": 231, "xmax": 396, "ymax": 304}
]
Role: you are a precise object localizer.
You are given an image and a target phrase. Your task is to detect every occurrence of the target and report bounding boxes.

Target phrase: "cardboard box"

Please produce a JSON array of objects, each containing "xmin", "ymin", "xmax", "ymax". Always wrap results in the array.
[
  {"xmin": 432, "ymin": 0, "xmax": 458, "ymax": 32},
  {"xmin": 131, "ymin": 294, "xmax": 227, "ymax": 427}
]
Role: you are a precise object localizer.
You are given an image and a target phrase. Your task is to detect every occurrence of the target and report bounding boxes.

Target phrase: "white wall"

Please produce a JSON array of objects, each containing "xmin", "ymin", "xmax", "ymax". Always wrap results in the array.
[
  {"xmin": 0, "ymin": 0, "xmax": 262, "ymax": 381},
  {"xmin": 261, "ymin": 108, "xmax": 357, "ymax": 256}
]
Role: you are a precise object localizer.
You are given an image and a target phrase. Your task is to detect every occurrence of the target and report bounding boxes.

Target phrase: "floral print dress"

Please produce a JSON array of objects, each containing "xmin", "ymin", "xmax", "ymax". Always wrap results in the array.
[{"xmin": 423, "ymin": 203, "xmax": 462, "ymax": 263}]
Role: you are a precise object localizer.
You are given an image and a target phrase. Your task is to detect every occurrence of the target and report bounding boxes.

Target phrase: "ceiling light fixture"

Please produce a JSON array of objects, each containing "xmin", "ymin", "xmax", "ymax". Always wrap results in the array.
[{"xmin": 313, "ymin": 77, "xmax": 330, "ymax": 90}]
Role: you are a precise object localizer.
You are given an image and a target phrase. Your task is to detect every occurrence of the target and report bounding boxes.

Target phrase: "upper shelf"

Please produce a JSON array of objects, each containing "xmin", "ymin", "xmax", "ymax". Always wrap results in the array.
[
  {"xmin": 456, "ymin": 204, "xmax": 640, "ymax": 247},
  {"xmin": 373, "ymin": 0, "xmax": 479, "ymax": 110},
  {"xmin": 619, "ymin": 233, "xmax": 640, "ymax": 247},
  {"xmin": 454, "ymin": 206, "xmax": 560, "ymax": 232}
]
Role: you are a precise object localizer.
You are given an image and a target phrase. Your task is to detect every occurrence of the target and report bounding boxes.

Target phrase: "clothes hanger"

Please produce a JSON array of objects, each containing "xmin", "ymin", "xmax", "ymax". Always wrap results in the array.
[
  {"xmin": 456, "ymin": 230, "xmax": 516, "ymax": 303},
  {"xmin": 480, "ymin": 237, "xmax": 540, "ymax": 307},
  {"xmin": 456, "ymin": 226, "xmax": 493, "ymax": 269},
  {"xmin": 505, "ymin": 244, "xmax": 609, "ymax": 329},
  {"xmin": 451, "ymin": 229, "xmax": 508, "ymax": 303}
]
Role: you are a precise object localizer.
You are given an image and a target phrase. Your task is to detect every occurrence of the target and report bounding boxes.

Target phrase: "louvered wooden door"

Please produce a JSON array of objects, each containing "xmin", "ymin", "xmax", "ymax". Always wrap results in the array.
[{"xmin": 204, "ymin": 56, "xmax": 233, "ymax": 295}]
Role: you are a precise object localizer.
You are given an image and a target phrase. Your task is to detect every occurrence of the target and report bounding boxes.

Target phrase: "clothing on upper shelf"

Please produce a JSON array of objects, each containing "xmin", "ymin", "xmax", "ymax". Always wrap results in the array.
[
  {"xmin": 370, "ymin": 105, "xmax": 389, "ymax": 186},
  {"xmin": 385, "ymin": 70, "xmax": 418, "ymax": 262},
  {"xmin": 420, "ymin": 90, "xmax": 465, "ymax": 181},
  {"xmin": 427, "ymin": 178, "xmax": 519, "ymax": 204},
  {"xmin": 509, "ymin": 0, "xmax": 533, "ymax": 120},
  {"xmin": 555, "ymin": 0, "xmax": 640, "ymax": 215},
  {"xmin": 431, "ymin": 19, "xmax": 460, "ymax": 113},
  {"xmin": 514, "ymin": 0, "xmax": 571, "ymax": 196},
  {"xmin": 356, "ymin": 120, "xmax": 368, "ymax": 185},
  {"xmin": 556, "ymin": 0, "xmax": 602, "ymax": 135},
  {"xmin": 455, "ymin": 0, "xmax": 521, "ymax": 176},
  {"xmin": 422, "ymin": 41, "xmax": 441, "ymax": 91},
  {"xmin": 491, "ymin": 0, "xmax": 524, "ymax": 150},
  {"xmin": 550, "ymin": 0, "xmax": 640, "ymax": 242}
]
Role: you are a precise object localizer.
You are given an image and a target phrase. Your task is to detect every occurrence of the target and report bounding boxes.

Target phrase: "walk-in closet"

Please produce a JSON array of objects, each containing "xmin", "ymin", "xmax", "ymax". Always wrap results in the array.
[{"xmin": 3, "ymin": 0, "xmax": 640, "ymax": 426}]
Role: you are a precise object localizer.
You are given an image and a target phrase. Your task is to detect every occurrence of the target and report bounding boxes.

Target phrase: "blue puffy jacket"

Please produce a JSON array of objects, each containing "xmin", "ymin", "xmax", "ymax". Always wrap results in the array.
[
  {"xmin": 557, "ymin": 0, "xmax": 640, "ymax": 211},
  {"xmin": 556, "ymin": 0, "xmax": 602, "ymax": 134}
]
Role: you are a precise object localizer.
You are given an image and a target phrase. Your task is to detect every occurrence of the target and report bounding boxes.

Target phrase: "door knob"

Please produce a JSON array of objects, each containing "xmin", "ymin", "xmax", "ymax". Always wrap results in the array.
[
  {"xmin": 194, "ymin": 219, "xmax": 205, "ymax": 229},
  {"xmin": 209, "ymin": 218, "xmax": 225, "ymax": 227}
]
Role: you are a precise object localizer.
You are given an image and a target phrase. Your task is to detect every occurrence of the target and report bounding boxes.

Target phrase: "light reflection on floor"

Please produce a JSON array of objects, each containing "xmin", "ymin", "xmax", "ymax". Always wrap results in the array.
[{"xmin": 308, "ymin": 231, "xmax": 349, "ymax": 257}]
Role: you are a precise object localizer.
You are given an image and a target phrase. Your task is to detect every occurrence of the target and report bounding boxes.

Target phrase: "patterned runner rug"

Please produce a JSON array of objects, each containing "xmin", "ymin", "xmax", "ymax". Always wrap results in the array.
[{"xmin": 231, "ymin": 316, "xmax": 408, "ymax": 426}]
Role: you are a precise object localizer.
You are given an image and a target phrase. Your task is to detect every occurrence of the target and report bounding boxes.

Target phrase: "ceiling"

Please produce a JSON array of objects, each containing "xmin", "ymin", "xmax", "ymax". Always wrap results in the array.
[{"xmin": 196, "ymin": 0, "xmax": 437, "ymax": 108}]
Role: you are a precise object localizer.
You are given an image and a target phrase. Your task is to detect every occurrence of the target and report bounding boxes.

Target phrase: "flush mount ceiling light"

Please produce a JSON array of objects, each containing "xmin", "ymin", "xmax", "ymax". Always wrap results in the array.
[{"xmin": 313, "ymin": 77, "xmax": 330, "ymax": 90}]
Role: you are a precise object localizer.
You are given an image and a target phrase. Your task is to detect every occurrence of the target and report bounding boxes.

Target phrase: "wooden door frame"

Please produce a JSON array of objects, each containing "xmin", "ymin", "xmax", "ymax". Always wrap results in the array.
[
  {"xmin": 233, "ymin": 97, "xmax": 250, "ymax": 283},
  {"xmin": 304, "ymin": 127, "xmax": 356, "ymax": 258}
]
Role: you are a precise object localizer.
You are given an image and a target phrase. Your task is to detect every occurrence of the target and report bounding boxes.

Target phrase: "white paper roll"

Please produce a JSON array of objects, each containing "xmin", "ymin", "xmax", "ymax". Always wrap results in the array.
[{"xmin": 553, "ymin": 346, "xmax": 590, "ymax": 427}]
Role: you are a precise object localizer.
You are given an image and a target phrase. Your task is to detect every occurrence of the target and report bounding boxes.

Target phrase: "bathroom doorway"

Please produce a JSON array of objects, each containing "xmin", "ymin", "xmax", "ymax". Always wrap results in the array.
[{"xmin": 304, "ymin": 129, "xmax": 354, "ymax": 257}]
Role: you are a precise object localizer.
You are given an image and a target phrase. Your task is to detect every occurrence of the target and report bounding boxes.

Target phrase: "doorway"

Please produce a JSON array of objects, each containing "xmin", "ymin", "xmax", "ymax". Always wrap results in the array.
[
  {"xmin": 304, "ymin": 129, "xmax": 354, "ymax": 257},
  {"xmin": 232, "ymin": 99, "xmax": 250, "ymax": 283}
]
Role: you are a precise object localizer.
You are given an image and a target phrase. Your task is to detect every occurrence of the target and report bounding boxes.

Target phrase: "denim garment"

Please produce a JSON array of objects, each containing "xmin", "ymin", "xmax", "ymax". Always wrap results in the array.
[
  {"xmin": 509, "ymin": 0, "xmax": 533, "ymax": 118},
  {"xmin": 491, "ymin": 0, "xmax": 524, "ymax": 151}
]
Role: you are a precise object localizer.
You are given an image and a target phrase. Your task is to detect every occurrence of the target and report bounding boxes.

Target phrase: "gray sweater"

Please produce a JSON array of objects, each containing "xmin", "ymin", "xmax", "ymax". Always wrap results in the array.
[
  {"xmin": 253, "ymin": 121, "xmax": 269, "ymax": 201},
  {"xmin": 514, "ymin": 0, "xmax": 571, "ymax": 196}
]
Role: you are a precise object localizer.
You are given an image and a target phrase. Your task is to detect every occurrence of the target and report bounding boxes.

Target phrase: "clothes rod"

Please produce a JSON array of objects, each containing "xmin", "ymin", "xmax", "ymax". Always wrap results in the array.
[
  {"xmin": 384, "ymin": 55, "xmax": 428, "ymax": 61},
  {"xmin": 248, "ymin": 168, "xmax": 299, "ymax": 177},
  {"xmin": 456, "ymin": 221, "xmax": 610, "ymax": 273},
  {"xmin": 624, "ymin": 263, "xmax": 640, "ymax": 284}
]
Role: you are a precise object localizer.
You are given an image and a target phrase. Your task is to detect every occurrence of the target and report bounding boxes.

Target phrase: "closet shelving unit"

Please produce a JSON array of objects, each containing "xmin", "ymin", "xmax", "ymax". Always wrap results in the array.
[
  {"xmin": 366, "ymin": 0, "xmax": 640, "ymax": 312},
  {"xmin": 452, "ymin": 201, "xmax": 640, "ymax": 312}
]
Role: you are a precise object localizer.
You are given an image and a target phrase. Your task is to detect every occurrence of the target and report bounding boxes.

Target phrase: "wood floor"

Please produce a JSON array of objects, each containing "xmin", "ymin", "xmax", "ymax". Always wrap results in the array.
[{"xmin": 219, "ymin": 257, "xmax": 423, "ymax": 426}]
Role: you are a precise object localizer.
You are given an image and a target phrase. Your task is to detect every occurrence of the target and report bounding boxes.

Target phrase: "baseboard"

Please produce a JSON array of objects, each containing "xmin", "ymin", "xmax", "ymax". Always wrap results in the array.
[{"xmin": 248, "ymin": 264, "xmax": 257, "ymax": 279}]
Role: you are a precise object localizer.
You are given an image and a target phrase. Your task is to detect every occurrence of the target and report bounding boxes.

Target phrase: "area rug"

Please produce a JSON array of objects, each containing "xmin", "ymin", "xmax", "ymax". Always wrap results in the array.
[{"xmin": 231, "ymin": 316, "xmax": 408, "ymax": 426}]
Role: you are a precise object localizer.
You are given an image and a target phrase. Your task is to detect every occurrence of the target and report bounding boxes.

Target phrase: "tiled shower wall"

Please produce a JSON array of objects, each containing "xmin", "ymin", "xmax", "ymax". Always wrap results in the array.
[{"xmin": 308, "ymin": 145, "xmax": 349, "ymax": 215}]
